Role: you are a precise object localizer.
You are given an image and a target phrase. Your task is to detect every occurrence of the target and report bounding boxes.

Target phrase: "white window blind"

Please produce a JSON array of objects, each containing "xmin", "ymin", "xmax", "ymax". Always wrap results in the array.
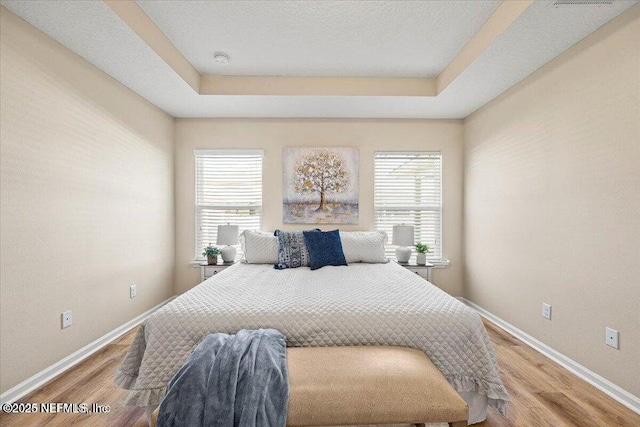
[
  {"xmin": 195, "ymin": 150, "xmax": 263, "ymax": 259},
  {"xmin": 374, "ymin": 152, "xmax": 442, "ymax": 260}
]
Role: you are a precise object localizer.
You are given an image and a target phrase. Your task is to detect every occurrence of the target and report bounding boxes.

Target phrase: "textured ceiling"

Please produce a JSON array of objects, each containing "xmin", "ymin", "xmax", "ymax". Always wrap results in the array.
[
  {"xmin": 1, "ymin": 0, "xmax": 638, "ymax": 118},
  {"xmin": 136, "ymin": 0, "xmax": 501, "ymax": 77}
]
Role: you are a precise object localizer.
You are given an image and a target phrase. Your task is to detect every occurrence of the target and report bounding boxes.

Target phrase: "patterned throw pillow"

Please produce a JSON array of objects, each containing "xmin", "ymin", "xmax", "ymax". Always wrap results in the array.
[{"xmin": 273, "ymin": 230, "xmax": 318, "ymax": 269}]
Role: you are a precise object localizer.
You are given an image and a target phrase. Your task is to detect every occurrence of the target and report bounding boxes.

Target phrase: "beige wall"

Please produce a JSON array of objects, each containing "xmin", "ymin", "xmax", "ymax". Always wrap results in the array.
[
  {"xmin": 175, "ymin": 119, "xmax": 464, "ymax": 295},
  {"xmin": 463, "ymin": 6, "xmax": 639, "ymax": 397},
  {"xmin": 3, "ymin": 0, "xmax": 638, "ymax": 403},
  {"xmin": 0, "ymin": 8, "xmax": 175, "ymax": 393}
]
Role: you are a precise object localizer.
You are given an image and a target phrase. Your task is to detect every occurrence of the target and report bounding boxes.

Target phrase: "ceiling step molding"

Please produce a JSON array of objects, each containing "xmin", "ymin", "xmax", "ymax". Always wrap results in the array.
[
  {"xmin": 102, "ymin": 0, "xmax": 533, "ymax": 98},
  {"xmin": 200, "ymin": 75, "xmax": 436, "ymax": 97},
  {"xmin": 104, "ymin": 0, "xmax": 201, "ymax": 93},
  {"xmin": 436, "ymin": 0, "xmax": 534, "ymax": 94}
]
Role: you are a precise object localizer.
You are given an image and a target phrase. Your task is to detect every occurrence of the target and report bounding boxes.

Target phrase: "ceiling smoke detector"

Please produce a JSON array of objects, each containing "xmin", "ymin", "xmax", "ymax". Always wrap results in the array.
[{"xmin": 214, "ymin": 53, "xmax": 230, "ymax": 64}]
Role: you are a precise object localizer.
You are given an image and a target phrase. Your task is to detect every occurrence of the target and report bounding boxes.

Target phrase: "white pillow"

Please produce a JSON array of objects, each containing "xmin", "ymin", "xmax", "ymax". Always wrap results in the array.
[
  {"xmin": 239, "ymin": 230, "xmax": 279, "ymax": 264},
  {"xmin": 339, "ymin": 231, "xmax": 388, "ymax": 264}
]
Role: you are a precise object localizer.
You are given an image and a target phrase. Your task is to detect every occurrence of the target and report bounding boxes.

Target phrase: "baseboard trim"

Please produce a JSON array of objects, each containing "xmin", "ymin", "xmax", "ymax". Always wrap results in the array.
[
  {"xmin": 0, "ymin": 296, "xmax": 175, "ymax": 405},
  {"xmin": 459, "ymin": 297, "xmax": 640, "ymax": 415}
]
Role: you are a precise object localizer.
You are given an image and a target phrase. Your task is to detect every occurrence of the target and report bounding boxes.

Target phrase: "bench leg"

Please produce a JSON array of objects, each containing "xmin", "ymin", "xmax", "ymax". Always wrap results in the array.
[
  {"xmin": 449, "ymin": 421, "xmax": 468, "ymax": 427},
  {"xmin": 146, "ymin": 405, "xmax": 158, "ymax": 427}
]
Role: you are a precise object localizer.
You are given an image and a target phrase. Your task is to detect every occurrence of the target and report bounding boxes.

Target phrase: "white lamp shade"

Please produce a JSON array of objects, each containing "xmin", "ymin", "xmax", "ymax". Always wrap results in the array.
[
  {"xmin": 216, "ymin": 225, "xmax": 239, "ymax": 246},
  {"xmin": 392, "ymin": 225, "xmax": 415, "ymax": 246}
]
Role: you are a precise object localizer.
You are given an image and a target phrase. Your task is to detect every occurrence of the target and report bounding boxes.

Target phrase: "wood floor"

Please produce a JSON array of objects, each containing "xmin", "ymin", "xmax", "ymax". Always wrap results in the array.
[{"xmin": 1, "ymin": 320, "xmax": 638, "ymax": 427}]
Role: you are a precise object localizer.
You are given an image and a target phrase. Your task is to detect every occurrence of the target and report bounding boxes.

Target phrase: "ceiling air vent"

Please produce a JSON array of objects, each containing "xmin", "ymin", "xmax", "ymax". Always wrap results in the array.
[{"xmin": 550, "ymin": 0, "xmax": 614, "ymax": 6}]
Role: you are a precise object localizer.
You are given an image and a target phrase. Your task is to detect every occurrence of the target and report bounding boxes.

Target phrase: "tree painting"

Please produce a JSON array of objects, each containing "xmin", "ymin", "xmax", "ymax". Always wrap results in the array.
[
  {"xmin": 283, "ymin": 147, "xmax": 359, "ymax": 224},
  {"xmin": 293, "ymin": 149, "xmax": 349, "ymax": 211}
]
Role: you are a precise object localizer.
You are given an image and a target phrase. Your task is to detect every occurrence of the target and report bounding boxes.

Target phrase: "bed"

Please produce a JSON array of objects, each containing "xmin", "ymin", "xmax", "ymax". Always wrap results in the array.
[{"xmin": 115, "ymin": 261, "xmax": 508, "ymax": 424}]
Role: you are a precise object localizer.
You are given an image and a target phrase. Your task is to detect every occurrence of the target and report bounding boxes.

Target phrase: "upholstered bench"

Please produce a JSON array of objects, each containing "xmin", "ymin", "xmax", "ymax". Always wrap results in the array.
[
  {"xmin": 287, "ymin": 346, "xmax": 468, "ymax": 427},
  {"xmin": 151, "ymin": 346, "xmax": 468, "ymax": 426}
]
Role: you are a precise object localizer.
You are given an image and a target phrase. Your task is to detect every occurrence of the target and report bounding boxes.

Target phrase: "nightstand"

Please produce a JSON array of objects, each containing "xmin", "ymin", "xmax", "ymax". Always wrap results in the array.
[
  {"xmin": 398, "ymin": 261, "xmax": 434, "ymax": 282},
  {"xmin": 199, "ymin": 262, "xmax": 235, "ymax": 282}
]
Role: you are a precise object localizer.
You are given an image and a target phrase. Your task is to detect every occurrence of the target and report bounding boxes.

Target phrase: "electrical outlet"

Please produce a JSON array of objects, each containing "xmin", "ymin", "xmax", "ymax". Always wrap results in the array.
[
  {"xmin": 61, "ymin": 310, "xmax": 72, "ymax": 329},
  {"xmin": 605, "ymin": 327, "xmax": 619, "ymax": 349},
  {"xmin": 129, "ymin": 284, "xmax": 137, "ymax": 298},
  {"xmin": 542, "ymin": 303, "xmax": 552, "ymax": 320}
]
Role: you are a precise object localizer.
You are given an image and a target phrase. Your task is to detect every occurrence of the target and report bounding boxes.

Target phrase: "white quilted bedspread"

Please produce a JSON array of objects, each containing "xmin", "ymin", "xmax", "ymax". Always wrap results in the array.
[{"xmin": 115, "ymin": 262, "xmax": 508, "ymax": 414}]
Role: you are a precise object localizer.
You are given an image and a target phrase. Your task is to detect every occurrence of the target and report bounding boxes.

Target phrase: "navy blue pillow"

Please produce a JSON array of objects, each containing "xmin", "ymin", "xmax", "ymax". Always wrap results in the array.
[{"xmin": 302, "ymin": 230, "xmax": 348, "ymax": 270}]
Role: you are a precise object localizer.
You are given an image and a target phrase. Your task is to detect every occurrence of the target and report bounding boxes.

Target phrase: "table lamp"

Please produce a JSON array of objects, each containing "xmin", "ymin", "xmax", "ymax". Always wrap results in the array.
[
  {"xmin": 392, "ymin": 224, "xmax": 415, "ymax": 264},
  {"xmin": 217, "ymin": 224, "xmax": 239, "ymax": 263}
]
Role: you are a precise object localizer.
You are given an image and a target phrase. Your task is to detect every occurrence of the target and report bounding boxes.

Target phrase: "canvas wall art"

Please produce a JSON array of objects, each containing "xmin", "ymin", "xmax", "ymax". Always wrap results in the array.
[{"xmin": 283, "ymin": 147, "xmax": 359, "ymax": 224}]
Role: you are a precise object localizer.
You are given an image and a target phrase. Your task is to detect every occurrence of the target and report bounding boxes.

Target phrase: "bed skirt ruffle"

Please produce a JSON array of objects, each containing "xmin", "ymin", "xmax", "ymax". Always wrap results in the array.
[
  {"xmin": 446, "ymin": 374, "xmax": 508, "ymax": 416},
  {"xmin": 114, "ymin": 367, "xmax": 166, "ymax": 406}
]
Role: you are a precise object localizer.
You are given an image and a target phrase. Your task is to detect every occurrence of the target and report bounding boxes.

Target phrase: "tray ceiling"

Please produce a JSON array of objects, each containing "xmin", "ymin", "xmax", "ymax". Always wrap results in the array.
[{"xmin": 1, "ymin": 0, "xmax": 637, "ymax": 118}]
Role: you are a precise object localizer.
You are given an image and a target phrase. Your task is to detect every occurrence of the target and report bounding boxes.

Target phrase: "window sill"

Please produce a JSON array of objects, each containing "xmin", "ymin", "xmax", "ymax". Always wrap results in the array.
[{"xmin": 428, "ymin": 259, "xmax": 450, "ymax": 268}]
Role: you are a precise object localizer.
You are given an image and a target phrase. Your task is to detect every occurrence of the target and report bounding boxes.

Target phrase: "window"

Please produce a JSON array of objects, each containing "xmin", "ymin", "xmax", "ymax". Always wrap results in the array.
[
  {"xmin": 374, "ymin": 152, "xmax": 442, "ymax": 260},
  {"xmin": 195, "ymin": 150, "xmax": 263, "ymax": 259}
]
